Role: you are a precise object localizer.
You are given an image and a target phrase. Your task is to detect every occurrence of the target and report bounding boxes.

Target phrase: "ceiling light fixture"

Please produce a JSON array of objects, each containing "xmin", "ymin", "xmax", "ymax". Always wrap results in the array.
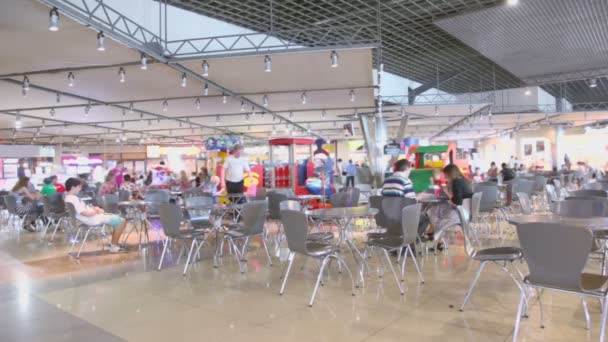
[
  {"xmin": 42, "ymin": 119, "xmax": 46, "ymax": 128},
  {"xmin": 67, "ymin": 72, "xmax": 75, "ymax": 87},
  {"xmin": 251, "ymin": 106, "xmax": 256, "ymax": 117},
  {"xmin": 321, "ymin": 109, "xmax": 326, "ymax": 119},
  {"xmin": 96, "ymin": 31, "xmax": 105, "ymax": 51},
  {"xmin": 271, "ymin": 125, "xmax": 276, "ymax": 135},
  {"xmin": 301, "ymin": 91, "xmax": 307, "ymax": 104},
  {"xmin": 50, "ymin": 108, "xmax": 55, "ymax": 117},
  {"xmin": 203, "ymin": 83, "xmax": 209, "ymax": 96},
  {"xmin": 263, "ymin": 94, "xmax": 269, "ymax": 107},
  {"xmin": 506, "ymin": 0, "xmax": 519, "ymax": 6},
  {"xmin": 195, "ymin": 98, "xmax": 201, "ymax": 110},
  {"xmin": 118, "ymin": 67, "xmax": 126, "ymax": 83},
  {"xmin": 202, "ymin": 60, "xmax": 209, "ymax": 77},
  {"xmin": 56, "ymin": 93, "xmax": 61, "ymax": 103},
  {"xmin": 22, "ymin": 76, "xmax": 30, "ymax": 96},
  {"xmin": 330, "ymin": 50, "xmax": 338, "ymax": 68},
  {"xmin": 15, "ymin": 113, "xmax": 22, "ymax": 129},
  {"xmin": 222, "ymin": 93, "xmax": 227, "ymax": 104},
  {"xmin": 289, "ymin": 111, "xmax": 294, "ymax": 119},
  {"xmin": 589, "ymin": 78, "xmax": 598, "ymax": 88},
  {"xmin": 162, "ymin": 99, "xmax": 168, "ymax": 112},
  {"xmin": 181, "ymin": 73, "xmax": 187, "ymax": 87},
  {"xmin": 349, "ymin": 89, "xmax": 355, "ymax": 102},
  {"xmin": 524, "ymin": 87, "xmax": 531, "ymax": 96},
  {"xmin": 240, "ymin": 100, "xmax": 246, "ymax": 112},
  {"xmin": 49, "ymin": 7, "xmax": 59, "ymax": 31},
  {"xmin": 245, "ymin": 113, "xmax": 250, "ymax": 122},
  {"xmin": 140, "ymin": 53, "xmax": 147, "ymax": 70},
  {"xmin": 215, "ymin": 115, "xmax": 220, "ymax": 124},
  {"xmin": 264, "ymin": 55, "xmax": 272, "ymax": 72},
  {"xmin": 128, "ymin": 102, "xmax": 134, "ymax": 113}
]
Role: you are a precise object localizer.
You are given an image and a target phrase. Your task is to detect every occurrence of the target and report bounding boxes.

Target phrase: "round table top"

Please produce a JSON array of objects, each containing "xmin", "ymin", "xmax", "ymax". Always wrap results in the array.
[
  {"xmin": 185, "ymin": 203, "xmax": 244, "ymax": 210},
  {"xmin": 118, "ymin": 200, "xmax": 153, "ymax": 206},
  {"xmin": 306, "ymin": 206, "xmax": 378, "ymax": 219},
  {"xmin": 507, "ymin": 214, "xmax": 608, "ymax": 231},
  {"xmin": 291, "ymin": 194, "xmax": 324, "ymax": 201}
]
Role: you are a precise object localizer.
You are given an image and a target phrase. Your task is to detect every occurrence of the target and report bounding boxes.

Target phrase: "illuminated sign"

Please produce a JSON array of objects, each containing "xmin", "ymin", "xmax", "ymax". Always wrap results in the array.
[{"xmin": 146, "ymin": 145, "xmax": 202, "ymax": 158}]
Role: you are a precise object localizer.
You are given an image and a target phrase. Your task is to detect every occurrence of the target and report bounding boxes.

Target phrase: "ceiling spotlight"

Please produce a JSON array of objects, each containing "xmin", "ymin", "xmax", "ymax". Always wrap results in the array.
[
  {"xmin": 41, "ymin": 119, "xmax": 46, "ymax": 128},
  {"xmin": 84, "ymin": 103, "xmax": 91, "ymax": 116},
  {"xmin": 321, "ymin": 109, "xmax": 326, "ymax": 119},
  {"xmin": 289, "ymin": 111, "xmax": 294, "ymax": 119},
  {"xmin": 181, "ymin": 73, "xmax": 187, "ymax": 87},
  {"xmin": 506, "ymin": 0, "xmax": 519, "ymax": 6},
  {"xmin": 488, "ymin": 107, "xmax": 493, "ymax": 117},
  {"xmin": 118, "ymin": 67, "xmax": 126, "ymax": 83},
  {"xmin": 261, "ymin": 111, "xmax": 265, "ymax": 119},
  {"xmin": 245, "ymin": 113, "xmax": 250, "ymax": 122},
  {"xmin": 434, "ymin": 105, "xmax": 439, "ymax": 116},
  {"xmin": 22, "ymin": 76, "xmax": 30, "ymax": 91},
  {"xmin": 301, "ymin": 91, "xmax": 307, "ymax": 104},
  {"xmin": 140, "ymin": 53, "xmax": 147, "ymax": 70},
  {"xmin": 121, "ymin": 134, "xmax": 127, "ymax": 142},
  {"xmin": 589, "ymin": 78, "xmax": 598, "ymax": 88},
  {"xmin": 148, "ymin": 119, "xmax": 152, "ymax": 126},
  {"xmin": 67, "ymin": 72, "xmax": 75, "ymax": 87},
  {"xmin": 222, "ymin": 93, "xmax": 227, "ymax": 104},
  {"xmin": 121, "ymin": 121, "xmax": 125, "ymax": 128},
  {"xmin": 203, "ymin": 83, "xmax": 209, "ymax": 96},
  {"xmin": 250, "ymin": 106, "xmax": 256, "ymax": 117},
  {"xmin": 524, "ymin": 87, "xmax": 531, "ymax": 96},
  {"xmin": 162, "ymin": 99, "xmax": 168, "ymax": 112},
  {"xmin": 349, "ymin": 89, "xmax": 355, "ymax": 102},
  {"xmin": 264, "ymin": 55, "xmax": 272, "ymax": 72},
  {"xmin": 272, "ymin": 125, "xmax": 276, "ymax": 135},
  {"xmin": 195, "ymin": 98, "xmax": 201, "ymax": 110},
  {"xmin": 330, "ymin": 50, "xmax": 339, "ymax": 68},
  {"xmin": 202, "ymin": 60, "xmax": 209, "ymax": 77},
  {"xmin": 50, "ymin": 137, "xmax": 55, "ymax": 144},
  {"xmin": 263, "ymin": 94, "xmax": 269, "ymax": 107},
  {"xmin": 239, "ymin": 100, "xmax": 246, "ymax": 112},
  {"xmin": 56, "ymin": 93, "xmax": 61, "ymax": 103},
  {"xmin": 15, "ymin": 113, "xmax": 22, "ymax": 129},
  {"xmin": 122, "ymin": 108, "xmax": 126, "ymax": 117},
  {"xmin": 49, "ymin": 7, "xmax": 59, "ymax": 31},
  {"xmin": 115, "ymin": 136, "xmax": 120, "ymax": 143},
  {"xmin": 139, "ymin": 112, "xmax": 144, "ymax": 122},
  {"xmin": 215, "ymin": 115, "xmax": 220, "ymax": 124},
  {"xmin": 96, "ymin": 31, "xmax": 105, "ymax": 51},
  {"xmin": 50, "ymin": 108, "xmax": 55, "ymax": 117},
  {"xmin": 129, "ymin": 102, "xmax": 134, "ymax": 113}
]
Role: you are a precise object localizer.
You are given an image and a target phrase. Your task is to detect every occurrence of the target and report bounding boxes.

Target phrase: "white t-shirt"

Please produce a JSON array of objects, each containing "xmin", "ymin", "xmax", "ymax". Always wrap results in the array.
[
  {"xmin": 223, "ymin": 156, "xmax": 250, "ymax": 183},
  {"xmin": 65, "ymin": 194, "xmax": 107, "ymax": 226}
]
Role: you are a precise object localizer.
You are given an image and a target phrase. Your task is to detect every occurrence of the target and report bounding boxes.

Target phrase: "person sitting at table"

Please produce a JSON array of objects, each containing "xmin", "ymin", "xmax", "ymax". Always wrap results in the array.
[
  {"xmin": 381, "ymin": 159, "xmax": 415, "ymax": 198},
  {"xmin": 177, "ymin": 170, "xmax": 192, "ymax": 192},
  {"xmin": 426, "ymin": 164, "xmax": 473, "ymax": 248},
  {"xmin": 12, "ymin": 176, "xmax": 43, "ymax": 232},
  {"xmin": 51, "ymin": 175, "xmax": 65, "ymax": 193},
  {"xmin": 40, "ymin": 177, "xmax": 57, "ymax": 196},
  {"xmin": 120, "ymin": 174, "xmax": 142, "ymax": 199},
  {"xmin": 65, "ymin": 178, "xmax": 127, "ymax": 254},
  {"xmin": 98, "ymin": 173, "xmax": 118, "ymax": 195},
  {"xmin": 487, "ymin": 162, "xmax": 498, "ymax": 181}
]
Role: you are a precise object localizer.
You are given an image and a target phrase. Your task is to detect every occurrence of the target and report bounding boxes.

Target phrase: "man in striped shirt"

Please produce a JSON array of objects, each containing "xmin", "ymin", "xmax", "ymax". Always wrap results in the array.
[{"xmin": 381, "ymin": 159, "xmax": 415, "ymax": 198}]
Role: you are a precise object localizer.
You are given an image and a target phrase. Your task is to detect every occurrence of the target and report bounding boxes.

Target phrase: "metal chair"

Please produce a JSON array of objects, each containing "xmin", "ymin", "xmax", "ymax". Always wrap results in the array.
[
  {"xmin": 329, "ymin": 192, "xmax": 349, "ymax": 208},
  {"xmin": 41, "ymin": 194, "xmax": 67, "ymax": 242},
  {"xmin": 511, "ymin": 178, "xmax": 534, "ymax": 201},
  {"xmin": 361, "ymin": 203, "xmax": 424, "ymax": 294},
  {"xmin": 513, "ymin": 223, "xmax": 608, "ymax": 342},
  {"xmin": 183, "ymin": 195, "xmax": 214, "ymax": 230},
  {"xmin": 517, "ymin": 192, "xmax": 532, "ymax": 215},
  {"xmin": 118, "ymin": 190, "xmax": 131, "ymax": 202},
  {"xmin": 456, "ymin": 205, "xmax": 525, "ymax": 312},
  {"xmin": 98, "ymin": 194, "xmax": 119, "ymax": 214},
  {"xmin": 158, "ymin": 203, "xmax": 209, "ymax": 274},
  {"xmin": 339, "ymin": 187, "xmax": 361, "ymax": 206},
  {"xmin": 224, "ymin": 201, "xmax": 272, "ymax": 273},
  {"xmin": 553, "ymin": 197, "xmax": 608, "ymax": 217},
  {"xmin": 3, "ymin": 194, "xmax": 23, "ymax": 229},
  {"xmin": 570, "ymin": 189, "xmax": 608, "ymax": 198},
  {"xmin": 66, "ymin": 202, "xmax": 108, "ymax": 259},
  {"xmin": 367, "ymin": 196, "xmax": 416, "ymax": 241},
  {"xmin": 279, "ymin": 209, "xmax": 355, "ymax": 306},
  {"xmin": 545, "ymin": 184, "xmax": 559, "ymax": 204}
]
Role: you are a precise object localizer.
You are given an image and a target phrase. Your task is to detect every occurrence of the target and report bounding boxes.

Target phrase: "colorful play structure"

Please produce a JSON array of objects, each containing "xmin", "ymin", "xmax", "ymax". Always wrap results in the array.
[{"xmin": 407, "ymin": 142, "xmax": 470, "ymax": 192}]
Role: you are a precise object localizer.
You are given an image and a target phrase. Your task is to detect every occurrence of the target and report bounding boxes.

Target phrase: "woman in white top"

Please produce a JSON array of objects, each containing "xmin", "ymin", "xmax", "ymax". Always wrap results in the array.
[
  {"xmin": 222, "ymin": 144, "xmax": 251, "ymax": 195},
  {"xmin": 64, "ymin": 177, "xmax": 127, "ymax": 253}
]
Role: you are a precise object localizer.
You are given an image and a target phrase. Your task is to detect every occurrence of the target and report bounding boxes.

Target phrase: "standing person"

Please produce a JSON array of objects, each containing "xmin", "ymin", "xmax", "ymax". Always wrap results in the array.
[
  {"xmin": 64, "ymin": 178, "xmax": 127, "ymax": 253},
  {"xmin": 500, "ymin": 163, "xmax": 515, "ymax": 182},
  {"xmin": 112, "ymin": 162, "xmax": 127, "ymax": 189},
  {"xmin": 144, "ymin": 171, "xmax": 153, "ymax": 186},
  {"xmin": 98, "ymin": 173, "xmax": 118, "ymax": 195},
  {"xmin": 336, "ymin": 158, "xmax": 344, "ymax": 185},
  {"xmin": 487, "ymin": 162, "xmax": 498, "ymax": 181},
  {"xmin": 345, "ymin": 160, "xmax": 356, "ymax": 188},
  {"xmin": 507, "ymin": 156, "xmax": 515, "ymax": 168},
  {"xmin": 222, "ymin": 144, "xmax": 251, "ymax": 195}
]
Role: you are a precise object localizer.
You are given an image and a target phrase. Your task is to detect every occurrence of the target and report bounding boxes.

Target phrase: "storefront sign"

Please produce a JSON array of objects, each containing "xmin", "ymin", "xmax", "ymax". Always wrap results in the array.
[
  {"xmin": 205, "ymin": 138, "xmax": 240, "ymax": 151},
  {"xmin": 383, "ymin": 143, "xmax": 402, "ymax": 156},
  {"xmin": 62, "ymin": 156, "xmax": 103, "ymax": 166},
  {"xmin": 146, "ymin": 145, "xmax": 201, "ymax": 158}
]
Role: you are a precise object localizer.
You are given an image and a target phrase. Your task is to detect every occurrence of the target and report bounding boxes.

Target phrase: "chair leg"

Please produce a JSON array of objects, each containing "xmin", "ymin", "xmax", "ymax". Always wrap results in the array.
[
  {"xmin": 332, "ymin": 254, "xmax": 356, "ymax": 294},
  {"xmin": 309, "ymin": 256, "xmax": 330, "ymax": 307},
  {"xmin": 601, "ymin": 296, "xmax": 608, "ymax": 342},
  {"xmin": 158, "ymin": 237, "xmax": 170, "ymax": 271},
  {"xmin": 400, "ymin": 246, "xmax": 408, "ymax": 281},
  {"xmin": 512, "ymin": 285, "xmax": 527, "ymax": 342},
  {"xmin": 582, "ymin": 297, "xmax": 591, "ymax": 331},
  {"xmin": 279, "ymin": 252, "xmax": 295, "ymax": 295},
  {"xmin": 382, "ymin": 248, "xmax": 404, "ymax": 295},
  {"xmin": 69, "ymin": 229, "xmax": 81, "ymax": 252},
  {"xmin": 50, "ymin": 218, "xmax": 63, "ymax": 242},
  {"xmin": 76, "ymin": 228, "xmax": 92, "ymax": 259},
  {"xmin": 537, "ymin": 289, "xmax": 545, "ymax": 328},
  {"xmin": 460, "ymin": 261, "xmax": 487, "ymax": 311},
  {"xmin": 261, "ymin": 235, "xmax": 273, "ymax": 266},
  {"xmin": 407, "ymin": 245, "xmax": 425, "ymax": 284},
  {"xmin": 183, "ymin": 239, "xmax": 198, "ymax": 276}
]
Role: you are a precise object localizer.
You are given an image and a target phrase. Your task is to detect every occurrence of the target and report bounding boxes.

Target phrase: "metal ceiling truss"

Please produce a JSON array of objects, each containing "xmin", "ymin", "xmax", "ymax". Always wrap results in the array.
[
  {"xmin": 383, "ymin": 92, "xmax": 494, "ymax": 106},
  {"xmin": 523, "ymin": 67, "xmax": 608, "ymax": 87}
]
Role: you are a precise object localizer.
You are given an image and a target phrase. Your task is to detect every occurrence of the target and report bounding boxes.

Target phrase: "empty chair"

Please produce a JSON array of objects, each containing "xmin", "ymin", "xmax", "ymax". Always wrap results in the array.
[
  {"xmin": 278, "ymin": 200, "xmax": 333, "ymax": 243},
  {"xmin": 144, "ymin": 191, "xmax": 170, "ymax": 220},
  {"xmin": 367, "ymin": 197, "xmax": 416, "ymax": 241},
  {"xmin": 512, "ymin": 223, "xmax": 608, "ymax": 341},
  {"xmin": 184, "ymin": 195, "xmax": 214, "ymax": 229},
  {"xmin": 224, "ymin": 201, "xmax": 272, "ymax": 272},
  {"xmin": 456, "ymin": 205, "xmax": 525, "ymax": 312},
  {"xmin": 553, "ymin": 197, "xmax": 608, "ymax": 218},
  {"xmin": 41, "ymin": 194, "xmax": 67, "ymax": 241},
  {"xmin": 158, "ymin": 203, "xmax": 208, "ymax": 274},
  {"xmin": 279, "ymin": 200, "xmax": 301, "ymax": 211},
  {"xmin": 532, "ymin": 175, "xmax": 547, "ymax": 193},
  {"xmin": 329, "ymin": 192, "xmax": 350, "ymax": 208},
  {"xmin": 517, "ymin": 192, "xmax": 532, "ymax": 215},
  {"xmin": 476, "ymin": 185, "xmax": 499, "ymax": 213},
  {"xmin": 279, "ymin": 209, "xmax": 355, "ymax": 306},
  {"xmin": 250, "ymin": 187, "xmax": 267, "ymax": 201},
  {"xmin": 570, "ymin": 189, "xmax": 608, "ymax": 198},
  {"xmin": 369, "ymin": 195, "xmax": 385, "ymax": 228},
  {"xmin": 511, "ymin": 179, "xmax": 534, "ymax": 201},
  {"xmin": 361, "ymin": 203, "xmax": 424, "ymax": 294},
  {"xmin": 3, "ymin": 194, "xmax": 23, "ymax": 228},
  {"xmin": 339, "ymin": 187, "xmax": 361, "ymax": 206},
  {"xmin": 268, "ymin": 192, "xmax": 288, "ymax": 222},
  {"xmin": 545, "ymin": 184, "xmax": 559, "ymax": 203}
]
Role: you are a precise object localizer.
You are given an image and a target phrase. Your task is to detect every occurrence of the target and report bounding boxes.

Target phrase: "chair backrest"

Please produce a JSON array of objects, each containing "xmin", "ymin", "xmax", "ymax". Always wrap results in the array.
[
  {"xmin": 369, "ymin": 195, "xmax": 386, "ymax": 228},
  {"xmin": 553, "ymin": 197, "xmax": 608, "ymax": 218},
  {"xmin": 99, "ymin": 194, "xmax": 119, "ymax": 214},
  {"xmin": 270, "ymin": 188, "xmax": 294, "ymax": 198},
  {"xmin": 401, "ymin": 203, "xmax": 422, "ymax": 245},
  {"xmin": 65, "ymin": 202, "xmax": 79, "ymax": 228},
  {"xmin": 267, "ymin": 192, "xmax": 288, "ymax": 219},
  {"xmin": 345, "ymin": 187, "xmax": 361, "ymax": 206},
  {"xmin": 512, "ymin": 178, "xmax": 534, "ymax": 198},
  {"xmin": 241, "ymin": 201, "xmax": 268, "ymax": 235},
  {"xmin": 279, "ymin": 209, "xmax": 310, "ymax": 254},
  {"xmin": 3, "ymin": 194, "xmax": 18, "ymax": 215},
  {"xmin": 43, "ymin": 193, "xmax": 66, "ymax": 215},
  {"xmin": 583, "ymin": 182, "xmax": 603, "ymax": 190},
  {"xmin": 184, "ymin": 195, "xmax": 213, "ymax": 222},
  {"xmin": 553, "ymin": 179, "xmax": 563, "ymax": 195},
  {"xmin": 545, "ymin": 184, "xmax": 559, "ymax": 203},
  {"xmin": 118, "ymin": 190, "xmax": 131, "ymax": 201},
  {"xmin": 382, "ymin": 197, "xmax": 416, "ymax": 237},
  {"xmin": 517, "ymin": 192, "xmax": 532, "ymax": 215},
  {"xmin": 159, "ymin": 203, "xmax": 184, "ymax": 238},
  {"xmin": 279, "ymin": 200, "xmax": 301, "ymax": 211},
  {"xmin": 571, "ymin": 189, "xmax": 608, "ymax": 198},
  {"xmin": 532, "ymin": 175, "xmax": 547, "ymax": 192},
  {"xmin": 517, "ymin": 222, "xmax": 593, "ymax": 291},
  {"xmin": 182, "ymin": 187, "xmax": 205, "ymax": 199},
  {"xmin": 330, "ymin": 192, "xmax": 349, "ymax": 208},
  {"xmin": 145, "ymin": 191, "xmax": 170, "ymax": 215},
  {"xmin": 475, "ymin": 185, "xmax": 499, "ymax": 212},
  {"xmin": 455, "ymin": 205, "xmax": 476, "ymax": 258},
  {"xmin": 469, "ymin": 192, "xmax": 482, "ymax": 223},
  {"xmin": 251, "ymin": 187, "xmax": 267, "ymax": 201}
]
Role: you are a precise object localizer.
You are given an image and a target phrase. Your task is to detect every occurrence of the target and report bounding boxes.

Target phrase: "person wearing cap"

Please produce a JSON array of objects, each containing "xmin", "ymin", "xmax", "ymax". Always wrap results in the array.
[{"xmin": 223, "ymin": 144, "xmax": 251, "ymax": 195}]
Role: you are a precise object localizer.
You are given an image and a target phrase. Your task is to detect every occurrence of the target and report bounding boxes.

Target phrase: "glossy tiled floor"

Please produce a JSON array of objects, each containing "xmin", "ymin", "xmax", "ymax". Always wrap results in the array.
[{"xmin": 0, "ymin": 220, "xmax": 604, "ymax": 341}]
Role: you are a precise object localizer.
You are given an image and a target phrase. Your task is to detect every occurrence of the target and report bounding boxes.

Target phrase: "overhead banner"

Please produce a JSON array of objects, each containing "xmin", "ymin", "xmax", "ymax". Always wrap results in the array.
[
  {"xmin": 383, "ymin": 142, "xmax": 402, "ymax": 156},
  {"xmin": 205, "ymin": 138, "xmax": 240, "ymax": 151}
]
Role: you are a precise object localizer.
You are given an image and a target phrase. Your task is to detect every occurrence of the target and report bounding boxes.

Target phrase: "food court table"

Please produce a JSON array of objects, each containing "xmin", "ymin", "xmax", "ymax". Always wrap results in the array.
[
  {"xmin": 118, "ymin": 200, "xmax": 154, "ymax": 249},
  {"xmin": 508, "ymin": 214, "xmax": 608, "ymax": 231},
  {"xmin": 290, "ymin": 194, "xmax": 325, "ymax": 208},
  {"xmin": 306, "ymin": 206, "xmax": 378, "ymax": 265}
]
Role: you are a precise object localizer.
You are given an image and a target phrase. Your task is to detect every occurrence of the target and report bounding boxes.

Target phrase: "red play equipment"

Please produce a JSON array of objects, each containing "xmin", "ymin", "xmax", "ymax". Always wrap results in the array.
[{"xmin": 268, "ymin": 138, "xmax": 315, "ymax": 194}]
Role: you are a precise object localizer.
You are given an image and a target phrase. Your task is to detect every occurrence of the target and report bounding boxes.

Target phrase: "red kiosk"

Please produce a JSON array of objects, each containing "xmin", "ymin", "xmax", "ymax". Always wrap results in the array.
[{"xmin": 268, "ymin": 138, "xmax": 315, "ymax": 194}]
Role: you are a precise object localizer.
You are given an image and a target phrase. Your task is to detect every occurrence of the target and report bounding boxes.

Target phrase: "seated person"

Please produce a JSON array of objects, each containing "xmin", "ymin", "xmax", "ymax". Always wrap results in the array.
[
  {"xmin": 52, "ymin": 175, "xmax": 65, "ymax": 193},
  {"xmin": 40, "ymin": 177, "xmax": 57, "ymax": 196},
  {"xmin": 202, "ymin": 175, "xmax": 221, "ymax": 196},
  {"xmin": 12, "ymin": 176, "xmax": 43, "ymax": 231},
  {"xmin": 120, "ymin": 174, "xmax": 142, "ymax": 199},
  {"xmin": 381, "ymin": 159, "xmax": 415, "ymax": 198},
  {"xmin": 64, "ymin": 178, "xmax": 127, "ymax": 253}
]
